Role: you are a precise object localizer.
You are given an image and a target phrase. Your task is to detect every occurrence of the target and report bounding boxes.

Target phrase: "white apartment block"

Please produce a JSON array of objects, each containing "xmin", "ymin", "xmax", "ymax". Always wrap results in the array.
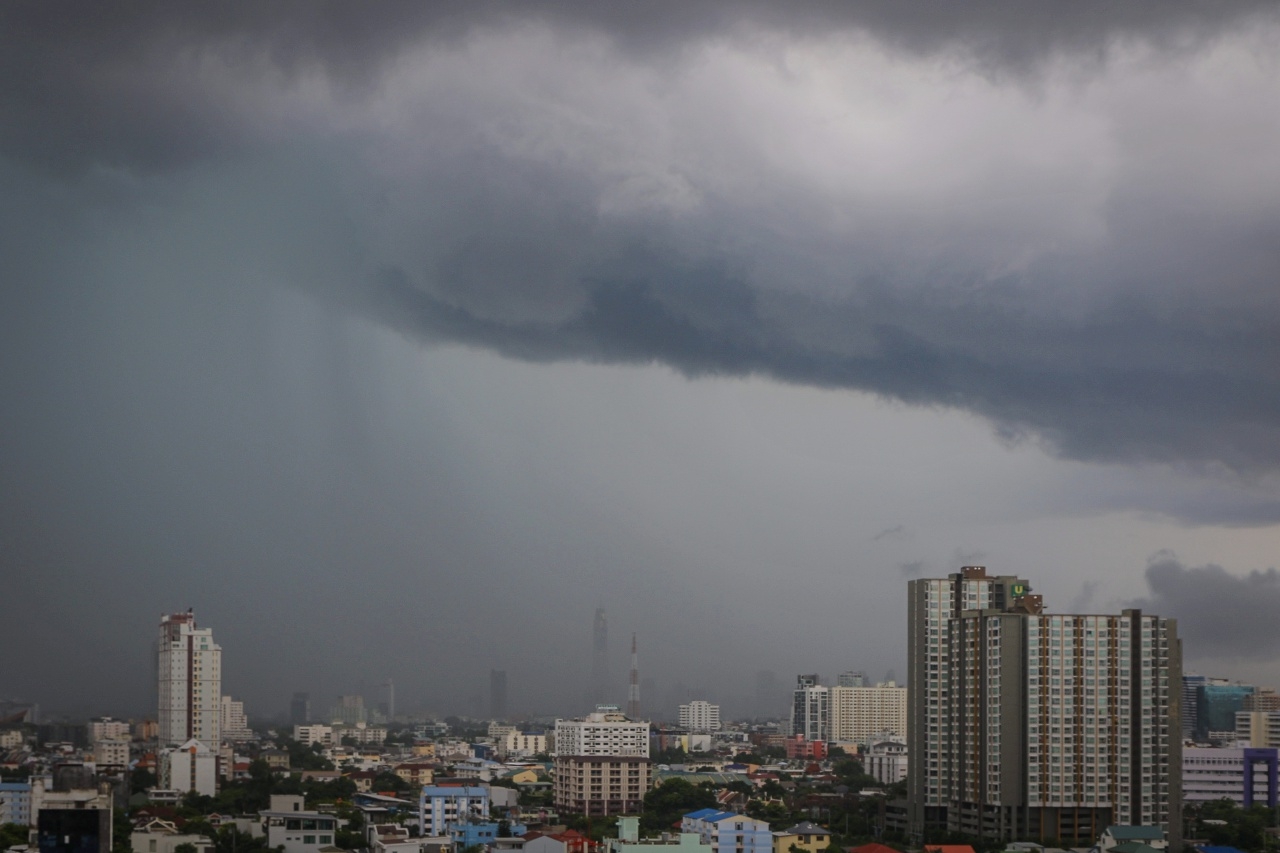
[
  {"xmin": 160, "ymin": 738, "xmax": 218, "ymax": 796},
  {"xmin": 554, "ymin": 708, "xmax": 651, "ymax": 815},
  {"xmin": 1184, "ymin": 746, "xmax": 1279, "ymax": 807},
  {"xmin": 907, "ymin": 567, "xmax": 1182, "ymax": 846},
  {"xmin": 89, "ymin": 718, "xmax": 131, "ymax": 743},
  {"xmin": 865, "ymin": 734, "xmax": 908, "ymax": 785},
  {"xmin": 158, "ymin": 611, "xmax": 221, "ymax": 748},
  {"xmin": 333, "ymin": 723, "xmax": 387, "ymax": 744},
  {"xmin": 220, "ymin": 696, "xmax": 253, "ymax": 741},
  {"xmin": 554, "ymin": 708, "xmax": 649, "ymax": 757},
  {"xmin": 293, "ymin": 724, "xmax": 333, "ymax": 747},
  {"xmin": 830, "ymin": 683, "xmax": 906, "ymax": 745},
  {"xmin": 678, "ymin": 701, "xmax": 721, "ymax": 733},
  {"xmin": 498, "ymin": 731, "xmax": 548, "ymax": 759},
  {"xmin": 93, "ymin": 739, "xmax": 130, "ymax": 766}
]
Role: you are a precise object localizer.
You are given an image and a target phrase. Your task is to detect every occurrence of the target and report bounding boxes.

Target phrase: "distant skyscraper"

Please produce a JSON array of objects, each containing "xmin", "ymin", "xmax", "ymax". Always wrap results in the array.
[
  {"xmin": 755, "ymin": 670, "xmax": 779, "ymax": 717},
  {"xmin": 490, "ymin": 670, "xmax": 508, "ymax": 719},
  {"xmin": 837, "ymin": 671, "xmax": 866, "ymax": 688},
  {"xmin": 907, "ymin": 566, "xmax": 1181, "ymax": 844},
  {"xmin": 157, "ymin": 610, "xmax": 221, "ymax": 747},
  {"xmin": 382, "ymin": 679, "xmax": 395, "ymax": 721},
  {"xmin": 330, "ymin": 695, "xmax": 367, "ymax": 725},
  {"xmin": 290, "ymin": 692, "xmax": 310, "ymax": 725},
  {"xmin": 591, "ymin": 607, "xmax": 609, "ymax": 704},
  {"xmin": 627, "ymin": 634, "xmax": 641, "ymax": 719}
]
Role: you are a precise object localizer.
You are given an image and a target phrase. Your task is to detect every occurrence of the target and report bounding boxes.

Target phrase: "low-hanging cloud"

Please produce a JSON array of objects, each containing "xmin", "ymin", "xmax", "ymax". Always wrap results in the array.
[
  {"xmin": 3, "ymin": 2, "xmax": 1280, "ymax": 500},
  {"xmin": 1132, "ymin": 555, "xmax": 1280, "ymax": 660}
]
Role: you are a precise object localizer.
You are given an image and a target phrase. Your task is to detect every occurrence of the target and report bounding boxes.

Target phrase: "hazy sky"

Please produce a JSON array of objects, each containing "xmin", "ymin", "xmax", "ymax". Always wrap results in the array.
[{"xmin": 3, "ymin": 2, "xmax": 1280, "ymax": 722}]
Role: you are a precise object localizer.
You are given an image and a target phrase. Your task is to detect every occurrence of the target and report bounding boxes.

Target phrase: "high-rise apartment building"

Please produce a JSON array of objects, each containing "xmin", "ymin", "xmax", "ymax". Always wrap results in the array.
[
  {"xmin": 553, "ymin": 707, "xmax": 650, "ymax": 815},
  {"xmin": 157, "ymin": 611, "xmax": 221, "ymax": 747},
  {"xmin": 791, "ymin": 676, "xmax": 829, "ymax": 742},
  {"xmin": 907, "ymin": 566, "xmax": 1181, "ymax": 845},
  {"xmin": 830, "ymin": 682, "xmax": 907, "ymax": 745},
  {"xmin": 678, "ymin": 701, "xmax": 722, "ymax": 732}
]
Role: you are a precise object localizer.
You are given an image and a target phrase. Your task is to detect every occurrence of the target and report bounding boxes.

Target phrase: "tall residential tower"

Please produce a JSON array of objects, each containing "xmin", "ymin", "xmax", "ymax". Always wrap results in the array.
[
  {"xmin": 907, "ymin": 567, "xmax": 1181, "ymax": 845},
  {"xmin": 157, "ymin": 610, "xmax": 222, "ymax": 747}
]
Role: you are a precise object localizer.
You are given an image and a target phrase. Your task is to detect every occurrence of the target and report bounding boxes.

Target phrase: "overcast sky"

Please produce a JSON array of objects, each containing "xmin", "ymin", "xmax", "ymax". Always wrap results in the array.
[{"xmin": 4, "ymin": 2, "xmax": 1280, "ymax": 723}]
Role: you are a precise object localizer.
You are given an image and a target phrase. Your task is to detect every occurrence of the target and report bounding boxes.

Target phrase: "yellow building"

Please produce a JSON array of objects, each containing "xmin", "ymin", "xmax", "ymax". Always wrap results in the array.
[{"xmin": 772, "ymin": 822, "xmax": 831, "ymax": 853}]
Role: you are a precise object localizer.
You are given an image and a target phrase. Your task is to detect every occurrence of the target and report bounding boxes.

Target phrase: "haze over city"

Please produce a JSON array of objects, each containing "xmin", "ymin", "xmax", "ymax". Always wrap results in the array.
[{"xmin": 4, "ymin": 2, "xmax": 1280, "ymax": 721}]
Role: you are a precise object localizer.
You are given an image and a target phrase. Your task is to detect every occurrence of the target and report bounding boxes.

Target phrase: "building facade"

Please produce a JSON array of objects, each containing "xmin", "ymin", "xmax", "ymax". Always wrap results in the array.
[
  {"xmin": 865, "ymin": 735, "xmax": 908, "ymax": 785},
  {"xmin": 1183, "ymin": 746, "xmax": 1279, "ymax": 808},
  {"xmin": 554, "ymin": 708, "xmax": 650, "ymax": 815},
  {"xmin": 158, "ymin": 611, "xmax": 221, "ymax": 748},
  {"xmin": 0, "ymin": 781, "xmax": 31, "ymax": 828},
  {"xmin": 830, "ymin": 682, "xmax": 907, "ymax": 745},
  {"xmin": 220, "ymin": 696, "xmax": 253, "ymax": 741},
  {"xmin": 1197, "ymin": 682, "xmax": 1256, "ymax": 742},
  {"xmin": 681, "ymin": 810, "xmax": 772, "ymax": 853},
  {"xmin": 907, "ymin": 566, "xmax": 1182, "ymax": 845},
  {"xmin": 790, "ymin": 678, "xmax": 829, "ymax": 743},
  {"xmin": 160, "ymin": 739, "xmax": 218, "ymax": 796},
  {"xmin": 678, "ymin": 702, "xmax": 722, "ymax": 733},
  {"xmin": 418, "ymin": 786, "xmax": 490, "ymax": 836},
  {"xmin": 1237, "ymin": 710, "xmax": 1280, "ymax": 748}
]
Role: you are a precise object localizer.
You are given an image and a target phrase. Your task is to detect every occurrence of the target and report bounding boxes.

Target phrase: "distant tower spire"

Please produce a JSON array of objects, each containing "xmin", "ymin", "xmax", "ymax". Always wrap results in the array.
[{"xmin": 627, "ymin": 633, "xmax": 641, "ymax": 719}]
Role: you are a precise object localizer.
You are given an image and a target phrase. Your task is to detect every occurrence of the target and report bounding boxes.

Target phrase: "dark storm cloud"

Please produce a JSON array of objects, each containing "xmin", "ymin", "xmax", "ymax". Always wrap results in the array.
[
  {"xmin": 13, "ymin": 1, "xmax": 1273, "ymax": 484},
  {"xmin": 1132, "ymin": 555, "xmax": 1280, "ymax": 660},
  {"xmin": 1, "ymin": 1, "xmax": 1274, "ymax": 173}
]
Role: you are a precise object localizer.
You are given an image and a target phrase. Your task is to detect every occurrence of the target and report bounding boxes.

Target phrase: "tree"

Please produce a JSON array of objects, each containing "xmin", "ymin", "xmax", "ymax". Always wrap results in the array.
[
  {"xmin": 130, "ymin": 768, "xmax": 157, "ymax": 796},
  {"xmin": 641, "ymin": 778, "xmax": 717, "ymax": 835},
  {"xmin": 0, "ymin": 824, "xmax": 31, "ymax": 850},
  {"xmin": 371, "ymin": 771, "xmax": 409, "ymax": 794},
  {"xmin": 175, "ymin": 844, "xmax": 198, "ymax": 853}
]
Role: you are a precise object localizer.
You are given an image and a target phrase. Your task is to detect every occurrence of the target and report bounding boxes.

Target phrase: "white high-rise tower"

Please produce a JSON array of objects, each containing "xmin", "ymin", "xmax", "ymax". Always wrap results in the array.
[{"xmin": 158, "ymin": 610, "xmax": 222, "ymax": 747}]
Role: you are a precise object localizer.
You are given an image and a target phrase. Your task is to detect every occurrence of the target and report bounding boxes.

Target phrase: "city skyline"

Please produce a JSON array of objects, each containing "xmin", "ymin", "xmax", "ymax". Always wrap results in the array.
[{"xmin": 4, "ymin": 3, "xmax": 1280, "ymax": 721}]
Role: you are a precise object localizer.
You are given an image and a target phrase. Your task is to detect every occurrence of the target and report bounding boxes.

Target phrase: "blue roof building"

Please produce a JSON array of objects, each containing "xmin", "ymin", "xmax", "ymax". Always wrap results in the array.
[{"xmin": 681, "ymin": 811, "xmax": 771, "ymax": 853}]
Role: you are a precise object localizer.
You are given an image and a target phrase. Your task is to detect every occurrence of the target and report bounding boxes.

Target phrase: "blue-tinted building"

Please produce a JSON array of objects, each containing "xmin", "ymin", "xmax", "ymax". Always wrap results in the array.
[
  {"xmin": 681, "ymin": 810, "xmax": 771, "ymax": 853},
  {"xmin": 450, "ymin": 820, "xmax": 527, "ymax": 849},
  {"xmin": 0, "ymin": 781, "xmax": 32, "ymax": 827},
  {"xmin": 1198, "ymin": 684, "xmax": 1256, "ymax": 741}
]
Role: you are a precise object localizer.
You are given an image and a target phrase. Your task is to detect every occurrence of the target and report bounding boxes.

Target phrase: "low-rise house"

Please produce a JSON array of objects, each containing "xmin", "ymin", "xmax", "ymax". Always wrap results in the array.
[
  {"xmin": 393, "ymin": 763, "xmax": 435, "ymax": 787},
  {"xmin": 1098, "ymin": 828, "xmax": 1167, "ymax": 853},
  {"xmin": 452, "ymin": 820, "xmax": 527, "ymax": 849},
  {"xmin": 523, "ymin": 828, "xmax": 591, "ymax": 853},
  {"xmin": 773, "ymin": 823, "xmax": 830, "ymax": 853},
  {"xmin": 605, "ymin": 817, "xmax": 709, "ymax": 853},
  {"xmin": 130, "ymin": 818, "xmax": 215, "ymax": 853},
  {"xmin": 260, "ymin": 795, "xmax": 339, "ymax": 853},
  {"xmin": 368, "ymin": 823, "xmax": 419, "ymax": 853},
  {"xmin": 682, "ymin": 811, "xmax": 772, "ymax": 853}
]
